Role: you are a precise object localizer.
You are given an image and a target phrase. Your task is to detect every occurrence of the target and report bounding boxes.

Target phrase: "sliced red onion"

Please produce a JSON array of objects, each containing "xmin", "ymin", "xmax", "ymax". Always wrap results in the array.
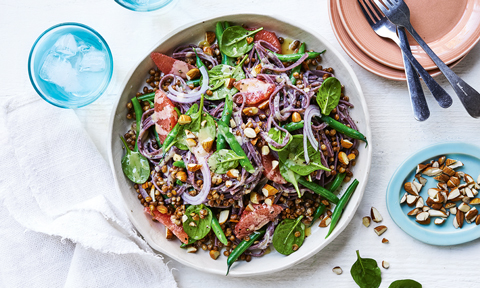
[
  {"xmin": 304, "ymin": 105, "xmax": 321, "ymax": 164},
  {"xmin": 181, "ymin": 157, "xmax": 211, "ymax": 205},
  {"xmin": 166, "ymin": 66, "xmax": 208, "ymax": 103}
]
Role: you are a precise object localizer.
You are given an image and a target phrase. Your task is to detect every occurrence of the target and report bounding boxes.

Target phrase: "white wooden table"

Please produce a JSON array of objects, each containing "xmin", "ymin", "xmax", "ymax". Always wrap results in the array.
[{"xmin": 4, "ymin": 0, "xmax": 480, "ymax": 286}]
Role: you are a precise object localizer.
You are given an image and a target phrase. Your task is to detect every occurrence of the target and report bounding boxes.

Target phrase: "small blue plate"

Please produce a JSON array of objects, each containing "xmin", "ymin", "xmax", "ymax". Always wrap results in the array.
[{"xmin": 386, "ymin": 142, "xmax": 480, "ymax": 246}]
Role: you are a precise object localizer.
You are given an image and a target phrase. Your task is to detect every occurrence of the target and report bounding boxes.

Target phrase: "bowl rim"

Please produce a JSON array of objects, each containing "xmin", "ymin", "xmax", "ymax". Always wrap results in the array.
[
  {"xmin": 28, "ymin": 22, "xmax": 114, "ymax": 109},
  {"xmin": 107, "ymin": 12, "xmax": 373, "ymax": 276},
  {"xmin": 114, "ymin": 0, "xmax": 175, "ymax": 12}
]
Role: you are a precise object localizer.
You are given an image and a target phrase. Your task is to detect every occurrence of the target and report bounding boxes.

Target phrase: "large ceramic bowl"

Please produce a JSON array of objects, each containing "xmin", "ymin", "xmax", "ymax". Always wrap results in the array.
[{"xmin": 108, "ymin": 13, "xmax": 372, "ymax": 276}]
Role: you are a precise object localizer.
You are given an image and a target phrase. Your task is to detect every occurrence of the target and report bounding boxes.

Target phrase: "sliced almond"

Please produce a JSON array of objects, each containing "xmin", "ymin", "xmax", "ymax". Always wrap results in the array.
[
  {"xmin": 258, "ymin": 100, "xmax": 269, "ymax": 110},
  {"xmin": 423, "ymin": 167, "xmax": 443, "ymax": 177},
  {"xmin": 264, "ymin": 196, "xmax": 274, "ymax": 206},
  {"xmin": 447, "ymin": 176, "xmax": 460, "ymax": 188},
  {"xmin": 400, "ymin": 192, "xmax": 408, "ymax": 204},
  {"xmin": 332, "ymin": 266, "xmax": 343, "ymax": 275},
  {"xmin": 417, "ymin": 175, "xmax": 428, "ymax": 186},
  {"xmin": 319, "ymin": 216, "xmax": 331, "ymax": 227},
  {"xmin": 428, "ymin": 188, "xmax": 441, "ymax": 198},
  {"xmin": 416, "ymin": 197, "xmax": 424, "ymax": 209},
  {"xmin": 404, "ymin": 182, "xmax": 419, "ymax": 196},
  {"xmin": 225, "ymin": 180, "xmax": 233, "ymax": 188},
  {"xmin": 271, "ymin": 160, "xmax": 279, "ymax": 171},
  {"xmin": 262, "ymin": 184, "xmax": 278, "ymax": 197},
  {"xmin": 442, "ymin": 166, "xmax": 456, "ymax": 177},
  {"xmin": 186, "ymin": 68, "xmax": 200, "ymax": 81},
  {"xmin": 209, "ymin": 250, "xmax": 220, "ymax": 260},
  {"xmin": 445, "ymin": 202, "xmax": 456, "ymax": 209},
  {"xmin": 411, "ymin": 180, "xmax": 423, "ymax": 193},
  {"xmin": 470, "ymin": 198, "xmax": 480, "ymax": 205},
  {"xmin": 416, "ymin": 211, "xmax": 430, "ymax": 222},
  {"xmin": 422, "ymin": 206, "xmax": 430, "ymax": 212},
  {"xmin": 416, "ymin": 164, "xmax": 428, "ymax": 174},
  {"xmin": 201, "ymin": 137, "xmax": 214, "ymax": 152},
  {"xmin": 250, "ymin": 192, "xmax": 261, "ymax": 204},
  {"xmin": 431, "ymin": 203, "xmax": 443, "ymax": 210},
  {"xmin": 382, "ymin": 238, "xmax": 389, "ymax": 244},
  {"xmin": 449, "ymin": 160, "xmax": 464, "ymax": 169},
  {"xmin": 464, "ymin": 174, "xmax": 475, "ymax": 185},
  {"xmin": 450, "ymin": 207, "xmax": 457, "ymax": 215},
  {"xmin": 225, "ymin": 78, "xmax": 235, "ymax": 89},
  {"xmin": 476, "ymin": 215, "xmax": 480, "ymax": 225},
  {"xmin": 407, "ymin": 208, "xmax": 421, "ymax": 216},
  {"xmin": 186, "ymin": 246, "xmax": 198, "ymax": 253},
  {"xmin": 243, "ymin": 107, "xmax": 259, "ymax": 116},
  {"xmin": 370, "ymin": 207, "xmax": 383, "ymax": 223},
  {"xmin": 226, "ymin": 169, "xmax": 240, "ymax": 179},
  {"xmin": 416, "ymin": 218, "xmax": 431, "ymax": 225},
  {"xmin": 456, "ymin": 211, "xmax": 465, "ymax": 228},
  {"xmin": 205, "ymin": 31, "xmax": 216, "ymax": 45},
  {"xmin": 218, "ymin": 210, "xmax": 229, "ymax": 225},
  {"xmin": 187, "ymin": 163, "xmax": 202, "ymax": 172},
  {"xmin": 338, "ymin": 152, "xmax": 349, "ymax": 165},
  {"xmin": 434, "ymin": 174, "xmax": 450, "ymax": 182},
  {"xmin": 453, "ymin": 216, "xmax": 460, "ymax": 229},
  {"xmin": 362, "ymin": 216, "xmax": 371, "ymax": 227},
  {"xmin": 229, "ymin": 118, "xmax": 237, "ymax": 128},
  {"xmin": 203, "ymin": 46, "xmax": 213, "ymax": 56},
  {"xmin": 382, "ymin": 261, "xmax": 390, "ymax": 269},
  {"xmin": 185, "ymin": 129, "xmax": 196, "ymax": 139},
  {"xmin": 445, "ymin": 158, "xmax": 457, "ymax": 166},
  {"xmin": 465, "ymin": 207, "xmax": 478, "ymax": 221},
  {"xmin": 458, "ymin": 203, "xmax": 471, "ymax": 213},
  {"xmin": 341, "ymin": 139, "xmax": 353, "ymax": 149},
  {"xmin": 447, "ymin": 188, "xmax": 461, "ymax": 201},
  {"xmin": 374, "ymin": 225, "xmax": 387, "ymax": 236},
  {"xmin": 166, "ymin": 228, "xmax": 174, "ymax": 240},
  {"xmin": 428, "ymin": 209, "xmax": 447, "ymax": 218},
  {"xmin": 406, "ymin": 195, "xmax": 419, "ymax": 206},
  {"xmin": 261, "ymin": 145, "xmax": 270, "ymax": 156},
  {"xmin": 244, "ymin": 127, "xmax": 256, "ymax": 138},
  {"xmin": 178, "ymin": 114, "xmax": 192, "ymax": 125},
  {"xmin": 465, "ymin": 187, "xmax": 475, "ymax": 198},
  {"xmin": 434, "ymin": 218, "xmax": 446, "ymax": 225},
  {"xmin": 437, "ymin": 182, "xmax": 448, "ymax": 191}
]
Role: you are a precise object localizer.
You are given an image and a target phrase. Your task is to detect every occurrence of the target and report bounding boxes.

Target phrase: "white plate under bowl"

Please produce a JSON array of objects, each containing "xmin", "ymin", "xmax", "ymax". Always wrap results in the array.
[{"xmin": 108, "ymin": 12, "xmax": 372, "ymax": 277}]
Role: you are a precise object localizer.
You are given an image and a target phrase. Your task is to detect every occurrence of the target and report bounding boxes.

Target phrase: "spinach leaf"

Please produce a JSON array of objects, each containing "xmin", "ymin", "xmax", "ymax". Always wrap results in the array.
[
  {"xmin": 272, "ymin": 216, "xmax": 305, "ymax": 255},
  {"xmin": 120, "ymin": 136, "xmax": 150, "ymax": 184},
  {"xmin": 389, "ymin": 280, "xmax": 422, "ymax": 288},
  {"xmin": 279, "ymin": 162, "xmax": 301, "ymax": 197},
  {"xmin": 183, "ymin": 204, "xmax": 213, "ymax": 240},
  {"xmin": 278, "ymin": 135, "xmax": 329, "ymax": 176},
  {"xmin": 316, "ymin": 77, "xmax": 342, "ymax": 115},
  {"xmin": 267, "ymin": 127, "xmax": 292, "ymax": 152},
  {"xmin": 220, "ymin": 26, "xmax": 263, "ymax": 58},
  {"xmin": 208, "ymin": 149, "xmax": 244, "ymax": 174},
  {"xmin": 205, "ymin": 57, "xmax": 247, "ymax": 101},
  {"xmin": 173, "ymin": 103, "xmax": 199, "ymax": 150},
  {"xmin": 350, "ymin": 250, "xmax": 382, "ymax": 288}
]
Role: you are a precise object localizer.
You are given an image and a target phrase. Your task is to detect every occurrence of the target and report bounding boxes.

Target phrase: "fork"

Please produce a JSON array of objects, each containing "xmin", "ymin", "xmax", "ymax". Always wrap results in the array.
[
  {"xmin": 357, "ymin": 0, "xmax": 427, "ymax": 120},
  {"xmin": 373, "ymin": 0, "xmax": 480, "ymax": 118},
  {"xmin": 359, "ymin": 0, "xmax": 452, "ymax": 111}
]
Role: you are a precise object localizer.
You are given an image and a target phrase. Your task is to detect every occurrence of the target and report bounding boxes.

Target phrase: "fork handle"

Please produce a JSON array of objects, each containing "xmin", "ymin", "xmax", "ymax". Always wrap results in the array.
[
  {"xmin": 404, "ymin": 23, "xmax": 480, "ymax": 118},
  {"xmin": 397, "ymin": 27, "xmax": 452, "ymax": 109},
  {"xmin": 398, "ymin": 28, "xmax": 429, "ymax": 121}
]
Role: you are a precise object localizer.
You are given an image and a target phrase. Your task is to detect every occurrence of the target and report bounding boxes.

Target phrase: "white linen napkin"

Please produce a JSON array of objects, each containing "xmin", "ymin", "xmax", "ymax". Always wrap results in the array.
[{"xmin": 0, "ymin": 95, "xmax": 177, "ymax": 288}]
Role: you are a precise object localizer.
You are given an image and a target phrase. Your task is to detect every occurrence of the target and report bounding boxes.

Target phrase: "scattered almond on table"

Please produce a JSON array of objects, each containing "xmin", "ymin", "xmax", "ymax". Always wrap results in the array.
[{"xmin": 400, "ymin": 156, "xmax": 480, "ymax": 228}]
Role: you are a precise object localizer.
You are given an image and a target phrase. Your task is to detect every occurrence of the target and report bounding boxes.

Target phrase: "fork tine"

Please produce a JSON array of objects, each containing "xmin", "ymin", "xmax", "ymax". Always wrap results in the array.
[
  {"xmin": 357, "ymin": 0, "xmax": 376, "ymax": 26},
  {"xmin": 373, "ymin": 0, "xmax": 389, "ymax": 14},
  {"xmin": 363, "ymin": 0, "xmax": 382, "ymax": 22},
  {"xmin": 368, "ymin": 0, "xmax": 384, "ymax": 17}
]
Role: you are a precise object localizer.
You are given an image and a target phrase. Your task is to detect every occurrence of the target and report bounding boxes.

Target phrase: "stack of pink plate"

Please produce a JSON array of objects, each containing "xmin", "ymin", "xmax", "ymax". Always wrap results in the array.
[{"xmin": 329, "ymin": 0, "xmax": 480, "ymax": 81}]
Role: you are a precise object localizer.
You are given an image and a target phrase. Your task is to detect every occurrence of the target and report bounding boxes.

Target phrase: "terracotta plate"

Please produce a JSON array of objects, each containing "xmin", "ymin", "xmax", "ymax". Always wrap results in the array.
[
  {"xmin": 337, "ymin": 0, "xmax": 480, "ymax": 70},
  {"xmin": 329, "ymin": 0, "xmax": 464, "ymax": 81}
]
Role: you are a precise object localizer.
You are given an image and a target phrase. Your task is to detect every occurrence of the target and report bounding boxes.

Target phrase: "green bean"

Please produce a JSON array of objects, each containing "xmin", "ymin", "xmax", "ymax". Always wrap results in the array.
[
  {"xmin": 326, "ymin": 172, "xmax": 346, "ymax": 192},
  {"xmin": 226, "ymin": 229, "xmax": 266, "ymax": 275},
  {"xmin": 282, "ymin": 120, "xmax": 304, "ymax": 132},
  {"xmin": 173, "ymin": 161, "xmax": 185, "ymax": 168},
  {"xmin": 216, "ymin": 95, "xmax": 233, "ymax": 150},
  {"xmin": 320, "ymin": 115, "xmax": 368, "ymax": 146},
  {"xmin": 195, "ymin": 50, "xmax": 204, "ymax": 69},
  {"xmin": 216, "ymin": 120, "xmax": 255, "ymax": 174},
  {"xmin": 326, "ymin": 179, "xmax": 359, "ymax": 238},
  {"xmin": 161, "ymin": 123, "xmax": 181, "ymax": 151},
  {"xmin": 211, "ymin": 214, "xmax": 228, "ymax": 246},
  {"xmin": 137, "ymin": 92, "xmax": 155, "ymax": 101},
  {"xmin": 297, "ymin": 177, "xmax": 339, "ymax": 204},
  {"xmin": 310, "ymin": 204, "xmax": 326, "ymax": 227},
  {"xmin": 215, "ymin": 22, "xmax": 230, "ymax": 65},
  {"xmin": 290, "ymin": 43, "xmax": 305, "ymax": 85},
  {"xmin": 274, "ymin": 50, "xmax": 325, "ymax": 62},
  {"xmin": 176, "ymin": 179, "xmax": 183, "ymax": 186},
  {"xmin": 131, "ymin": 97, "xmax": 144, "ymax": 151},
  {"xmin": 180, "ymin": 238, "xmax": 196, "ymax": 248}
]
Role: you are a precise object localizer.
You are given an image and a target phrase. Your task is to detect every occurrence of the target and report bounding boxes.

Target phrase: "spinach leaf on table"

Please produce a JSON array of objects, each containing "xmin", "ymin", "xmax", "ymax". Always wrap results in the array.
[
  {"xmin": 183, "ymin": 204, "xmax": 213, "ymax": 240},
  {"xmin": 278, "ymin": 135, "xmax": 329, "ymax": 176},
  {"xmin": 272, "ymin": 216, "xmax": 305, "ymax": 255},
  {"xmin": 389, "ymin": 279, "xmax": 422, "ymax": 288},
  {"xmin": 220, "ymin": 26, "xmax": 263, "ymax": 58},
  {"xmin": 316, "ymin": 77, "xmax": 342, "ymax": 116},
  {"xmin": 208, "ymin": 149, "xmax": 243, "ymax": 174},
  {"xmin": 350, "ymin": 250, "xmax": 382, "ymax": 288}
]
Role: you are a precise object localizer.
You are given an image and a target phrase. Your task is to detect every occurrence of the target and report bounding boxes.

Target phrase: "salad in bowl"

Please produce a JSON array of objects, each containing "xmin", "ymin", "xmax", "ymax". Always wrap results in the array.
[{"xmin": 114, "ymin": 16, "xmax": 369, "ymax": 275}]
